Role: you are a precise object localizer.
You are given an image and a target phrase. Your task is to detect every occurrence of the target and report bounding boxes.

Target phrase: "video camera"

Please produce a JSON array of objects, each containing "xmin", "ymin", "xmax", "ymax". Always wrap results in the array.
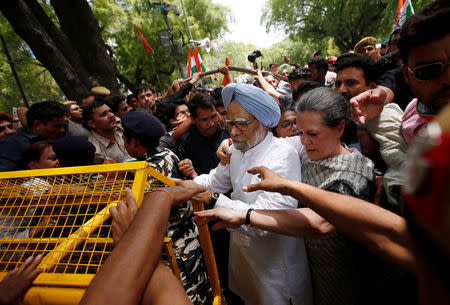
[{"xmin": 247, "ymin": 50, "xmax": 262, "ymax": 63}]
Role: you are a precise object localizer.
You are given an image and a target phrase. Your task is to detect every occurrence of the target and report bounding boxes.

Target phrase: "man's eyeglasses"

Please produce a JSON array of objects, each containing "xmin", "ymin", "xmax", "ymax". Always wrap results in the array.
[
  {"xmin": 278, "ymin": 120, "xmax": 297, "ymax": 129},
  {"xmin": 0, "ymin": 124, "xmax": 13, "ymax": 133},
  {"xmin": 225, "ymin": 118, "xmax": 255, "ymax": 131},
  {"xmin": 407, "ymin": 60, "xmax": 450, "ymax": 81}
]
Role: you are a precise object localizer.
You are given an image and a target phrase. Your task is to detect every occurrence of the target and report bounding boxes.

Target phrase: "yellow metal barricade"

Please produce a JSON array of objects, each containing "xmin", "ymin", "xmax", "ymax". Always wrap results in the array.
[{"xmin": 0, "ymin": 162, "xmax": 223, "ymax": 304}]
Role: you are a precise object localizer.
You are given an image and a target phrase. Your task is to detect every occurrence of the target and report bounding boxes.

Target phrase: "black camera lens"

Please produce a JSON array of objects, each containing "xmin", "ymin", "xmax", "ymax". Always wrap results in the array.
[{"xmin": 247, "ymin": 50, "xmax": 262, "ymax": 63}]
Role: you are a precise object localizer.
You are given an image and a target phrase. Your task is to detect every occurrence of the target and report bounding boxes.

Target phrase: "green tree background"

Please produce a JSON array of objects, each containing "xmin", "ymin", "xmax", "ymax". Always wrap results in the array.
[{"xmin": 0, "ymin": 0, "xmax": 436, "ymax": 113}]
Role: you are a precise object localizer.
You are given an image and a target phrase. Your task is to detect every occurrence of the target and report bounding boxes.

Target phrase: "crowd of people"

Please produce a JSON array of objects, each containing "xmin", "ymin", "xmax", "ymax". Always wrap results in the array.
[{"xmin": 0, "ymin": 1, "xmax": 449, "ymax": 305}]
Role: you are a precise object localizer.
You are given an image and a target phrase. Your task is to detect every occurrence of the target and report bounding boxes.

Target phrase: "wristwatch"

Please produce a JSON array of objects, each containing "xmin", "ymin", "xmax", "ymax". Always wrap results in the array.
[{"xmin": 209, "ymin": 192, "xmax": 220, "ymax": 207}]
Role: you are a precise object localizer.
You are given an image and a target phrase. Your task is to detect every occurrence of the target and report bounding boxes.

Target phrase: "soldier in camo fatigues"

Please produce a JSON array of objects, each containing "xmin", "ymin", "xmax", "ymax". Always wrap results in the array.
[{"xmin": 121, "ymin": 111, "xmax": 212, "ymax": 304}]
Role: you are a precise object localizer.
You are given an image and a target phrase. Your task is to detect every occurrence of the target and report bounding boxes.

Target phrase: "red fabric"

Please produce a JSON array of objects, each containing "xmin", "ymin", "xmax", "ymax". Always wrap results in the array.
[
  {"xmin": 222, "ymin": 57, "xmax": 230, "ymax": 86},
  {"xmin": 134, "ymin": 25, "xmax": 153, "ymax": 57},
  {"xmin": 194, "ymin": 46, "xmax": 204, "ymax": 73},
  {"xmin": 404, "ymin": 132, "xmax": 450, "ymax": 227}
]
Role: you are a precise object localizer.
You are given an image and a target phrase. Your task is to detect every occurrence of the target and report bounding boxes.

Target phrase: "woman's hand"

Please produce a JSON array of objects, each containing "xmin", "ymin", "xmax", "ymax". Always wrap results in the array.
[{"xmin": 242, "ymin": 166, "xmax": 289, "ymax": 194}]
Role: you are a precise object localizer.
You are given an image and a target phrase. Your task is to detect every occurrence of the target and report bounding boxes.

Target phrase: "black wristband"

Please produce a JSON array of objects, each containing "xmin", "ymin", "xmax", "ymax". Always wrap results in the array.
[{"xmin": 245, "ymin": 208, "xmax": 254, "ymax": 227}]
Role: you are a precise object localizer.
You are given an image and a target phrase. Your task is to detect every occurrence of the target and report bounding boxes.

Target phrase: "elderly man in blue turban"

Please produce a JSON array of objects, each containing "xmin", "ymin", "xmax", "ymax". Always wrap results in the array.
[{"xmin": 178, "ymin": 83, "xmax": 313, "ymax": 305}]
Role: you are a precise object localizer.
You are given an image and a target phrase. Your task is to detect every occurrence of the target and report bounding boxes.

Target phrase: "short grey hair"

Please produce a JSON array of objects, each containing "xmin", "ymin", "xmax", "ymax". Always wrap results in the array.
[{"xmin": 295, "ymin": 87, "xmax": 349, "ymax": 127}]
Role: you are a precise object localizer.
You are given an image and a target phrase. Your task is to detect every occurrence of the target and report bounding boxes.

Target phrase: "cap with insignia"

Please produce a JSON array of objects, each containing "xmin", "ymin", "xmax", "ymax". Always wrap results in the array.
[{"xmin": 354, "ymin": 37, "xmax": 377, "ymax": 54}]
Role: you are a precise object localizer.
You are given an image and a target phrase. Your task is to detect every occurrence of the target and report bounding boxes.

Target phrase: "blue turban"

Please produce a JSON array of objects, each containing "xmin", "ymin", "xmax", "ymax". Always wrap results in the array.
[{"xmin": 221, "ymin": 83, "xmax": 281, "ymax": 128}]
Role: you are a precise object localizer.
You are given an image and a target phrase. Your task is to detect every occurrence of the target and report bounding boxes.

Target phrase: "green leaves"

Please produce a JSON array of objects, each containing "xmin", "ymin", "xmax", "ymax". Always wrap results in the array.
[{"xmin": 262, "ymin": 0, "xmax": 435, "ymax": 53}]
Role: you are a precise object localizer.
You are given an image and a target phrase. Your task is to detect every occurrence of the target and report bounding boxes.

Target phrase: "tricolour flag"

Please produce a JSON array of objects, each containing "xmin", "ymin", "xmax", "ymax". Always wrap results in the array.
[
  {"xmin": 393, "ymin": 0, "xmax": 414, "ymax": 32},
  {"xmin": 134, "ymin": 24, "xmax": 154, "ymax": 58},
  {"xmin": 222, "ymin": 57, "xmax": 230, "ymax": 86},
  {"xmin": 186, "ymin": 46, "xmax": 206, "ymax": 78}
]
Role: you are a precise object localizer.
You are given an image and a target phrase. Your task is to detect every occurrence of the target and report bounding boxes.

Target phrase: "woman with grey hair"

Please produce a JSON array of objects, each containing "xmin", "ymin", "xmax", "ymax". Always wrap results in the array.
[{"xmin": 197, "ymin": 87, "xmax": 410, "ymax": 305}]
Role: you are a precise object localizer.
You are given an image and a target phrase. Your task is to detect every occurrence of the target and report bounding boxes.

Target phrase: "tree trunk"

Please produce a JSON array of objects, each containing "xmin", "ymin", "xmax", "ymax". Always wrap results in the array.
[{"xmin": 0, "ymin": 0, "xmax": 122, "ymax": 101}]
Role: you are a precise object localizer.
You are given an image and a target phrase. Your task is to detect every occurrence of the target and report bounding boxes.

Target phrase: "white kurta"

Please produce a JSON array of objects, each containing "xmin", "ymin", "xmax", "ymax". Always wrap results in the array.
[{"xmin": 194, "ymin": 132, "xmax": 313, "ymax": 305}]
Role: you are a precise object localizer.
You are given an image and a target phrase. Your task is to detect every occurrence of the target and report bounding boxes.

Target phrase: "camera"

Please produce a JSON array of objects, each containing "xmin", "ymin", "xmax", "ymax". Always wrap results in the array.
[{"xmin": 247, "ymin": 50, "xmax": 263, "ymax": 63}]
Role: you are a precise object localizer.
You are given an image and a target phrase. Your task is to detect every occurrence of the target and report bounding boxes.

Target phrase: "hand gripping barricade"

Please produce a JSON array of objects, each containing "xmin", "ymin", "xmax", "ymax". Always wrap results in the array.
[{"xmin": 0, "ymin": 162, "xmax": 224, "ymax": 305}]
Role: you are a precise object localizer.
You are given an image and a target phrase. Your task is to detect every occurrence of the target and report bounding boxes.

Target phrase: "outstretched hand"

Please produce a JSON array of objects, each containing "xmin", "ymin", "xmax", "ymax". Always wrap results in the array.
[
  {"xmin": 0, "ymin": 255, "xmax": 43, "ymax": 305},
  {"xmin": 193, "ymin": 207, "xmax": 246, "ymax": 231},
  {"xmin": 162, "ymin": 185, "xmax": 207, "ymax": 207},
  {"xmin": 242, "ymin": 166, "xmax": 288, "ymax": 194},
  {"xmin": 349, "ymin": 87, "xmax": 387, "ymax": 125}
]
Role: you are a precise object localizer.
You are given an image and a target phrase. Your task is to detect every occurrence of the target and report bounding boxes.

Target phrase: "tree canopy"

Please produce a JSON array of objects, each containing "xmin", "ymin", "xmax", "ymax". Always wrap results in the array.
[
  {"xmin": 0, "ymin": 0, "xmax": 436, "ymax": 113},
  {"xmin": 262, "ymin": 0, "xmax": 435, "ymax": 53},
  {"xmin": 0, "ymin": 0, "xmax": 229, "ymax": 111}
]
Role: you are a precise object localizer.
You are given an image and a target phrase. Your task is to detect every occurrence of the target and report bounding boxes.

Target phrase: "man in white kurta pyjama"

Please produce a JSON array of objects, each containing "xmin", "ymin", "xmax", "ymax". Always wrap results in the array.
[{"xmin": 194, "ymin": 83, "xmax": 313, "ymax": 305}]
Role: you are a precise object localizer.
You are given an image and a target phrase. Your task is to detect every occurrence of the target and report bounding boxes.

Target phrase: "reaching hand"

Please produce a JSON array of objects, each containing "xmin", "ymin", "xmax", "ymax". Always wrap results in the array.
[
  {"xmin": 256, "ymin": 69, "xmax": 263, "ymax": 78},
  {"xmin": 242, "ymin": 166, "xmax": 288, "ymax": 194},
  {"xmin": 193, "ymin": 207, "xmax": 246, "ymax": 231},
  {"xmin": 0, "ymin": 255, "xmax": 43, "ymax": 305},
  {"xmin": 218, "ymin": 66, "xmax": 230, "ymax": 75},
  {"xmin": 162, "ymin": 185, "xmax": 207, "ymax": 207},
  {"xmin": 191, "ymin": 189, "xmax": 213, "ymax": 204},
  {"xmin": 217, "ymin": 139, "xmax": 232, "ymax": 165},
  {"xmin": 178, "ymin": 159, "xmax": 198, "ymax": 179},
  {"xmin": 109, "ymin": 188, "xmax": 138, "ymax": 246},
  {"xmin": 349, "ymin": 87, "xmax": 387, "ymax": 125},
  {"xmin": 190, "ymin": 72, "xmax": 202, "ymax": 84}
]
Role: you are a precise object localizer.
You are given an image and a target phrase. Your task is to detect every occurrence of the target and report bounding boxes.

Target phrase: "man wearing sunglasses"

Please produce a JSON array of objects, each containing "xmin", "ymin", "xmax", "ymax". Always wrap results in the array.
[
  {"xmin": 400, "ymin": 5, "xmax": 450, "ymax": 145},
  {"xmin": 177, "ymin": 83, "xmax": 313, "ymax": 305},
  {"xmin": 0, "ymin": 112, "xmax": 16, "ymax": 142},
  {"xmin": 349, "ymin": 4, "xmax": 449, "ymax": 146}
]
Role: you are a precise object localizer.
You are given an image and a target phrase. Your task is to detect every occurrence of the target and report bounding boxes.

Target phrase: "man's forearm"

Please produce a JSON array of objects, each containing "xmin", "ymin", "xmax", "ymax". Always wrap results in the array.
[{"xmin": 80, "ymin": 191, "xmax": 172, "ymax": 305}]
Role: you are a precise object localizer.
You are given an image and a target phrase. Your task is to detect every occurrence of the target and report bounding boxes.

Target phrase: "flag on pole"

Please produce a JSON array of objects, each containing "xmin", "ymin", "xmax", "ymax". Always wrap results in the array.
[
  {"xmin": 393, "ymin": 0, "xmax": 414, "ymax": 32},
  {"xmin": 134, "ymin": 24, "xmax": 154, "ymax": 58},
  {"xmin": 222, "ymin": 57, "xmax": 230, "ymax": 86},
  {"xmin": 186, "ymin": 46, "xmax": 206, "ymax": 78}
]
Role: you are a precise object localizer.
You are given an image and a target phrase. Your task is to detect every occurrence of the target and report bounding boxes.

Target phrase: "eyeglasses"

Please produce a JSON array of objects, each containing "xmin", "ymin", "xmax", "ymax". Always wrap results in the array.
[
  {"xmin": 0, "ymin": 124, "xmax": 13, "ymax": 133},
  {"xmin": 278, "ymin": 120, "xmax": 297, "ymax": 129},
  {"xmin": 225, "ymin": 118, "xmax": 255, "ymax": 131},
  {"xmin": 407, "ymin": 60, "xmax": 450, "ymax": 81}
]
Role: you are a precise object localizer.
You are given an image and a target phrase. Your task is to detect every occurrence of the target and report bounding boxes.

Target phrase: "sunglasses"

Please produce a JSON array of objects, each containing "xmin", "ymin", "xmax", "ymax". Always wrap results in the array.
[{"xmin": 407, "ymin": 60, "xmax": 450, "ymax": 81}]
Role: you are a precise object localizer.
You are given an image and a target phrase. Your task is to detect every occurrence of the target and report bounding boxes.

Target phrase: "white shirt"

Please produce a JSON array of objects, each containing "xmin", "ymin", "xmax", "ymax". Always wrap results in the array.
[{"xmin": 195, "ymin": 132, "xmax": 313, "ymax": 305}]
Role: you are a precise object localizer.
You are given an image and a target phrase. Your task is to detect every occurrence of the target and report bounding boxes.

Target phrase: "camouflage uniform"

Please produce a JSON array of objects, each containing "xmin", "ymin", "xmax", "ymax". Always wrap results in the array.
[{"xmin": 140, "ymin": 147, "xmax": 212, "ymax": 304}]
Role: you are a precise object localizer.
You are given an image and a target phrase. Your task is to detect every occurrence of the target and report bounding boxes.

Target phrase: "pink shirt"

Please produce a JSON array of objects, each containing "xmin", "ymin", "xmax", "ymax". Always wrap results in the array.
[{"xmin": 401, "ymin": 99, "xmax": 433, "ymax": 146}]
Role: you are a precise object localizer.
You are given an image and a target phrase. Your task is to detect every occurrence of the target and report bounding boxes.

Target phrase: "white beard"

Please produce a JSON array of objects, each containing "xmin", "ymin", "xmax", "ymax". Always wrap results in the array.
[{"xmin": 232, "ymin": 124, "xmax": 267, "ymax": 152}]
